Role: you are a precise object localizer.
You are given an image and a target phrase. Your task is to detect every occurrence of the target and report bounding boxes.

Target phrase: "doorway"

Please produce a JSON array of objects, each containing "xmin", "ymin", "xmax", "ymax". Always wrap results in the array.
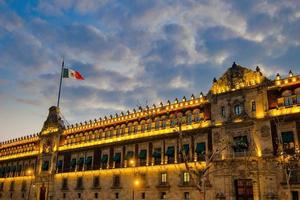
[{"xmin": 234, "ymin": 179, "xmax": 254, "ymax": 200}]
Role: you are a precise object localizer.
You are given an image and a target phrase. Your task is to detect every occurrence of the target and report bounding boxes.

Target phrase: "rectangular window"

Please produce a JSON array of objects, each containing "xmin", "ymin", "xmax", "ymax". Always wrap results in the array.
[
  {"xmin": 0, "ymin": 168, "xmax": 4, "ymax": 178},
  {"xmin": 181, "ymin": 144, "xmax": 190, "ymax": 162},
  {"xmin": 251, "ymin": 101, "xmax": 256, "ymax": 111},
  {"xmin": 140, "ymin": 174, "xmax": 147, "ymax": 186},
  {"xmin": 101, "ymin": 154, "xmax": 108, "ymax": 169},
  {"xmin": 76, "ymin": 177, "xmax": 83, "ymax": 190},
  {"xmin": 183, "ymin": 172, "xmax": 190, "ymax": 185},
  {"xmin": 153, "ymin": 148, "xmax": 161, "ymax": 165},
  {"xmin": 282, "ymin": 131, "xmax": 295, "ymax": 154},
  {"xmin": 85, "ymin": 156, "xmax": 93, "ymax": 170},
  {"xmin": 0, "ymin": 182, "xmax": 4, "ymax": 191},
  {"xmin": 42, "ymin": 161, "xmax": 49, "ymax": 171},
  {"xmin": 292, "ymin": 191, "xmax": 299, "ymax": 200},
  {"xmin": 234, "ymin": 179, "xmax": 253, "ymax": 200},
  {"xmin": 160, "ymin": 192, "xmax": 166, "ymax": 199},
  {"xmin": 195, "ymin": 142, "xmax": 206, "ymax": 161},
  {"xmin": 125, "ymin": 151, "xmax": 134, "ymax": 161},
  {"xmin": 94, "ymin": 193, "xmax": 98, "ymax": 199},
  {"xmin": 21, "ymin": 180, "xmax": 27, "ymax": 191},
  {"xmin": 113, "ymin": 175, "xmax": 121, "ymax": 187},
  {"xmin": 57, "ymin": 160, "xmax": 63, "ymax": 172},
  {"xmin": 139, "ymin": 150, "xmax": 147, "ymax": 166},
  {"xmin": 184, "ymin": 192, "xmax": 190, "ymax": 200},
  {"xmin": 166, "ymin": 146, "xmax": 175, "ymax": 164},
  {"xmin": 141, "ymin": 192, "xmax": 146, "ymax": 199},
  {"xmin": 233, "ymin": 136, "xmax": 249, "ymax": 153},
  {"xmin": 221, "ymin": 106, "xmax": 225, "ymax": 117},
  {"xmin": 62, "ymin": 178, "xmax": 68, "ymax": 190},
  {"xmin": 113, "ymin": 153, "xmax": 121, "ymax": 168},
  {"xmin": 78, "ymin": 157, "xmax": 84, "ymax": 171},
  {"xmin": 9, "ymin": 181, "xmax": 14, "ymax": 191},
  {"xmin": 70, "ymin": 158, "xmax": 76, "ymax": 171},
  {"xmin": 93, "ymin": 176, "xmax": 100, "ymax": 188},
  {"xmin": 161, "ymin": 172, "xmax": 167, "ymax": 184}
]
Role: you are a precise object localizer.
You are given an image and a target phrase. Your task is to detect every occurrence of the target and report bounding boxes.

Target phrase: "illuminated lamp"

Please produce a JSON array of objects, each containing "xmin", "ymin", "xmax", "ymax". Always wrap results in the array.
[
  {"xmin": 275, "ymin": 73, "xmax": 281, "ymax": 80},
  {"xmin": 160, "ymin": 102, "xmax": 163, "ymax": 107},
  {"xmin": 200, "ymin": 92, "xmax": 204, "ymax": 98},
  {"xmin": 289, "ymin": 70, "xmax": 293, "ymax": 77},
  {"xmin": 191, "ymin": 94, "xmax": 195, "ymax": 100},
  {"xmin": 174, "ymin": 98, "xmax": 179, "ymax": 104}
]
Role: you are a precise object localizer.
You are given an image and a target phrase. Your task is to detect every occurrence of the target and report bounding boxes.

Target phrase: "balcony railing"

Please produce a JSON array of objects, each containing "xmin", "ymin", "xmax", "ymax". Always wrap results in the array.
[{"xmin": 277, "ymin": 95, "xmax": 300, "ymax": 108}]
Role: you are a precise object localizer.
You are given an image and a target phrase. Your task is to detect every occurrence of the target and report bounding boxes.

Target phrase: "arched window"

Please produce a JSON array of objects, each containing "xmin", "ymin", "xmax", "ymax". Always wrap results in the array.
[
  {"xmin": 161, "ymin": 117, "xmax": 166, "ymax": 129},
  {"xmin": 155, "ymin": 118, "xmax": 160, "ymax": 130},
  {"xmin": 121, "ymin": 125, "xmax": 126, "ymax": 135},
  {"xmin": 146, "ymin": 120, "xmax": 152, "ymax": 131},
  {"xmin": 127, "ymin": 124, "xmax": 132, "ymax": 134},
  {"xmin": 105, "ymin": 128, "xmax": 110, "ymax": 138},
  {"xmin": 170, "ymin": 114, "xmax": 177, "ymax": 127},
  {"xmin": 282, "ymin": 90, "xmax": 293, "ymax": 106},
  {"xmin": 234, "ymin": 104, "xmax": 242, "ymax": 116},
  {"xmin": 110, "ymin": 127, "xmax": 114, "ymax": 137},
  {"xmin": 186, "ymin": 113, "xmax": 193, "ymax": 124},
  {"xmin": 116, "ymin": 126, "xmax": 120, "ymax": 137},
  {"xmin": 133, "ymin": 122, "xmax": 139, "ymax": 133},
  {"xmin": 295, "ymin": 88, "xmax": 300, "ymax": 104},
  {"xmin": 140, "ymin": 121, "xmax": 146, "ymax": 132},
  {"xmin": 193, "ymin": 110, "xmax": 201, "ymax": 122},
  {"xmin": 100, "ymin": 129, "xmax": 105, "ymax": 139}
]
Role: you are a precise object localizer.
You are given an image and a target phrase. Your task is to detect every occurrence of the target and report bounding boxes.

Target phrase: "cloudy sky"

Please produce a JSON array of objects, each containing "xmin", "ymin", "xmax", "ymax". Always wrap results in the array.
[{"xmin": 0, "ymin": 0, "xmax": 300, "ymax": 141}]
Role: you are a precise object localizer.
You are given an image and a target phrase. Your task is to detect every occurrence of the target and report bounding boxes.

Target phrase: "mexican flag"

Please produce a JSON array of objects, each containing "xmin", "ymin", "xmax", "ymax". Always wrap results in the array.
[{"xmin": 63, "ymin": 68, "xmax": 84, "ymax": 80}]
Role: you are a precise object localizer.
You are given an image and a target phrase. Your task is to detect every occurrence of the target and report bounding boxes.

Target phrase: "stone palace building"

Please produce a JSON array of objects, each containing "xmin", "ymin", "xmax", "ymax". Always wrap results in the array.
[{"xmin": 0, "ymin": 62, "xmax": 300, "ymax": 200}]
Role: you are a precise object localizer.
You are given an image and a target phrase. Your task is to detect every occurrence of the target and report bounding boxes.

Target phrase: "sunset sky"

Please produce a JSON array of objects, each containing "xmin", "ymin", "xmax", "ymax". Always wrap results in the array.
[{"xmin": 0, "ymin": 0, "xmax": 300, "ymax": 140}]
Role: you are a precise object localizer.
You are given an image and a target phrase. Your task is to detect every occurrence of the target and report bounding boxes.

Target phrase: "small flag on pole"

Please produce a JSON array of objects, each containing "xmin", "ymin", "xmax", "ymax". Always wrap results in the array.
[{"xmin": 63, "ymin": 68, "xmax": 84, "ymax": 80}]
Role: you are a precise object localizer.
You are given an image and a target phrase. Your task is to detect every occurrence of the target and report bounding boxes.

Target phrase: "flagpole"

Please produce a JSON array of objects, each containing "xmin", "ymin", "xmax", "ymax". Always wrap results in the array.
[{"xmin": 57, "ymin": 60, "xmax": 64, "ymax": 108}]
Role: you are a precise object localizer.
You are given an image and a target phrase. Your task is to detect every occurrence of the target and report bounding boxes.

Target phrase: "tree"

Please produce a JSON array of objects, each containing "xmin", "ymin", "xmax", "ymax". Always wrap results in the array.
[{"xmin": 175, "ymin": 113, "xmax": 230, "ymax": 200}]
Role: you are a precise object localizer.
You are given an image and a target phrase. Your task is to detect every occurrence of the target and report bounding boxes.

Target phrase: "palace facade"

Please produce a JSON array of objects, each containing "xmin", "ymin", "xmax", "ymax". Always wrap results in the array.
[{"xmin": 1, "ymin": 63, "xmax": 300, "ymax": 200}]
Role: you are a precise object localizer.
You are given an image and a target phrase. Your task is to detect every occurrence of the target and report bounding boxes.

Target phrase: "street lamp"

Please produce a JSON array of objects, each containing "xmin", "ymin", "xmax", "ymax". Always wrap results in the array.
[
  {"xmin": 129, "ymin": 159, "xmax": 135, "ymax": 167},
  {"xmin": 26, "ymin": 169, "xmax": 34, "ymax": 200},
  {"xmin": 132, "ymin": 179, "xmax": 140, "ymax": 200}
]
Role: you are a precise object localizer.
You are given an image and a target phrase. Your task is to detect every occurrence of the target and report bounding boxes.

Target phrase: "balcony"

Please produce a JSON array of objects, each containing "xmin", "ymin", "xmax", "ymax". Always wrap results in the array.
[
  {"xmin": 269, "ymin": 95, "xmax": 300, "ymax": 117},
  {"xmin": 156, "ymin": 182, "xmax": 170, "ymax": 190},
  {"xmin": 277, "ymin": 95, "xmax": 300, "ymax": 107}
]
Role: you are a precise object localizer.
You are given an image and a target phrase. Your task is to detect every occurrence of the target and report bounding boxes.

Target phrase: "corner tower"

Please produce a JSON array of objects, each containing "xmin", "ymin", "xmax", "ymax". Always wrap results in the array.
[{"xmin": 36, "ymin": 106, "xmax": 64, "ymax": 199}]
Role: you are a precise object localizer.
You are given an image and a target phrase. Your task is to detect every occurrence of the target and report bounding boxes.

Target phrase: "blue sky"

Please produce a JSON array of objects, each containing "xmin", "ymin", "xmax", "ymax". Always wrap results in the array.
[{"xmin": 0, "ymin": 0, "xmax": 300, "ymax": 141}]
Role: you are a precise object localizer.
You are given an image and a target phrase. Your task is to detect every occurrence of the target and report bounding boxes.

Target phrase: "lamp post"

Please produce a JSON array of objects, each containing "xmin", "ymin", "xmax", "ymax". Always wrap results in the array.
[
  {"xmin": 26, "ymin": 169, "xmax": 33, "ymax": 200},
  {"xmin": 129, "ymin": 159, "xmax": 135, "ymax": 167},
  {"xmin": 132, "ymin": 179, "xmax": 140, "ymax": 200}
]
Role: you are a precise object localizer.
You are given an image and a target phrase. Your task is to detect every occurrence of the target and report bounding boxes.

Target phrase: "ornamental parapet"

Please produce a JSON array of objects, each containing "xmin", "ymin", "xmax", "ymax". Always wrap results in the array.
[
  {"xmin": 59, "ymin": 120, "xmax": 211, "ymax": 151},
  {"xmin": 63, "ymin": 95, "xmax": 209, "ymax": 135}
]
